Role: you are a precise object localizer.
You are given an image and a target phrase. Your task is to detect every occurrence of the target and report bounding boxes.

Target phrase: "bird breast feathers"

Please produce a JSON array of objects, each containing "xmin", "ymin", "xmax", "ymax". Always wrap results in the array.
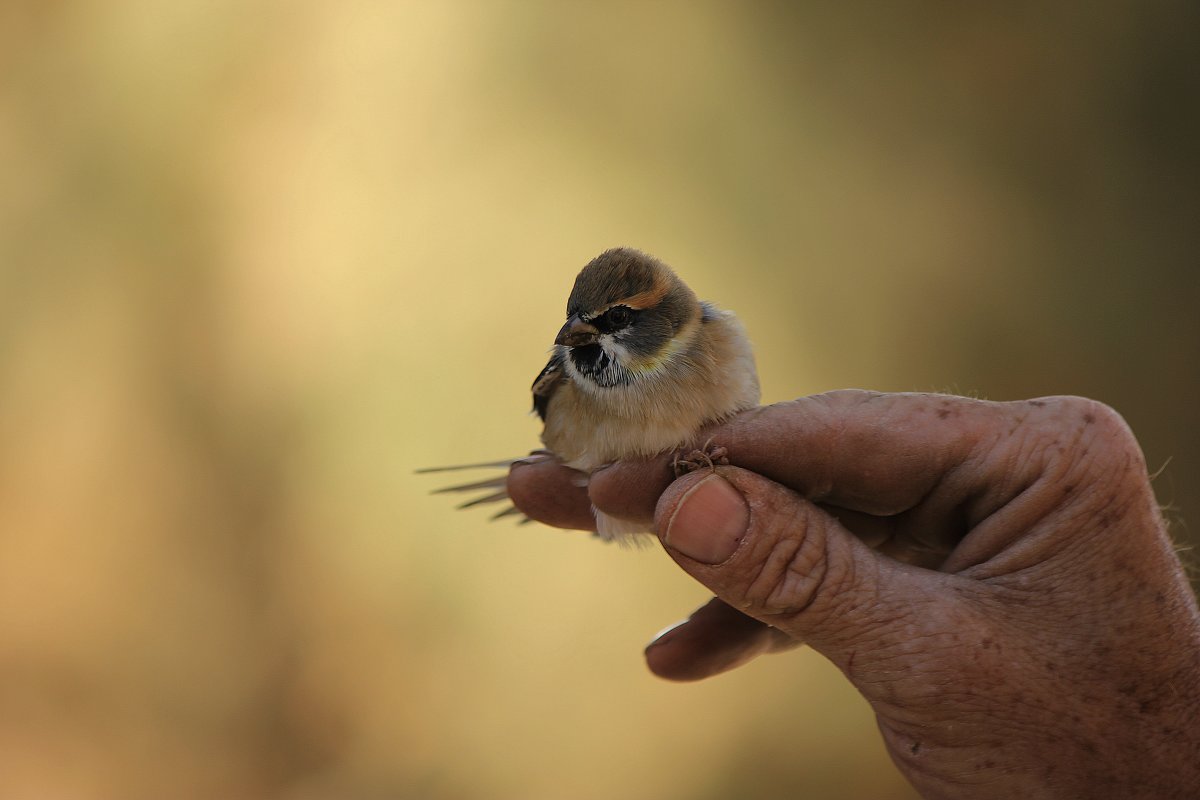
[{"xmin": 542, "ymin": 307, "xmax": 758, "ymax": 471}]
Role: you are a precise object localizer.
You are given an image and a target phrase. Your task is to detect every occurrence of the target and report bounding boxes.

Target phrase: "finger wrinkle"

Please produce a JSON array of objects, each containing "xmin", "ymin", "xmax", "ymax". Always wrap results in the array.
[{"xmin": 733, "ymin": 490, "xmax": 831, "ymax": 620}]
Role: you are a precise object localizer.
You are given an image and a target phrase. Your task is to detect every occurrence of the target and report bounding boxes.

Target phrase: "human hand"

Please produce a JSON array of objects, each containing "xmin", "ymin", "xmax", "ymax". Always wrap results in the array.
[{"xmin": 507, "ymin": 391, "xmax": 1200, "ymax": 799}]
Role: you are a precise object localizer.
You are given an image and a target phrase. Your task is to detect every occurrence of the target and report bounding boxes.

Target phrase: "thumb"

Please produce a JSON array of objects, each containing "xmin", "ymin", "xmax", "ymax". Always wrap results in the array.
[{"xmin": 656, "ymin": 466, "xmax": 939, "ymax": 662}]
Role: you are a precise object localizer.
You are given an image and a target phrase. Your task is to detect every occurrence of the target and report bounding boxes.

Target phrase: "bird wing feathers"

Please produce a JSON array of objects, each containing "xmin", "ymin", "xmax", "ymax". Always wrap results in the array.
[{"xmin": 531, "ymin": 351, "xmax": 566, "ymax": 422}]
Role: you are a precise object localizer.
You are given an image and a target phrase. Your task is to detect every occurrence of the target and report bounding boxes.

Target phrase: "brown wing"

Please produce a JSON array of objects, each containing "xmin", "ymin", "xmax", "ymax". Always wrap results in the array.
[{"xmin": 531, "ymin": 352, "xmax": 566, "ymax": 421}]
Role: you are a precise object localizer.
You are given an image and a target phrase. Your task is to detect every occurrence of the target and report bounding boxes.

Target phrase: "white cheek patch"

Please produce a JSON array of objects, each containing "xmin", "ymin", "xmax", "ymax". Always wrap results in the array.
[
  {"xmin": 600, "ymin": 334, "xmax": 633, "ymax": 364},
  {"xmin": 604, "ymin": 332, "xmax": 669, "ymax": 374}
]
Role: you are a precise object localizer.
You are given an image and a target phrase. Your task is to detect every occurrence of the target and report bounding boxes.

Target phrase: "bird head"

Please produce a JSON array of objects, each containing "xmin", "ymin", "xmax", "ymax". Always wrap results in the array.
[{"xmin": 556, "ymin": 248, "xmax": 701, "ymax": 388}]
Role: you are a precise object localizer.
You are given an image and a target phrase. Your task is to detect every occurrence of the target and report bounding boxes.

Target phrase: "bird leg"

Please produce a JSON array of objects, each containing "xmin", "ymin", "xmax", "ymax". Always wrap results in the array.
[{"xmin": 673, "ymin": 438, "xmax": 730, "ymax": 477}]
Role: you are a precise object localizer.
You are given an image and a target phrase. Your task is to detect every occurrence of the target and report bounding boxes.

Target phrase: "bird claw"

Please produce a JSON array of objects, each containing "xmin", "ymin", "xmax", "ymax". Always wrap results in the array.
[{"xmin": 672, "ymin": 438, "xmax": 729, "ymax": 477}]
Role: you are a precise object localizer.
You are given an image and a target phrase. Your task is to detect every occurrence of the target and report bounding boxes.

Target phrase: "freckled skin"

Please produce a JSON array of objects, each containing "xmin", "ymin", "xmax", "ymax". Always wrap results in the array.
[{"xmin": 509, "ymin": 391, "xmax": 1200, "ymax": 799}]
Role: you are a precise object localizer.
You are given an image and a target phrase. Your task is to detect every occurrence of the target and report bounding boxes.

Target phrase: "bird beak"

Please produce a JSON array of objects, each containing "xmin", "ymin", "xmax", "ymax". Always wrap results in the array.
[{"xmin": 555, "ymin": 316, "xmax": 600, "ymax": 347}]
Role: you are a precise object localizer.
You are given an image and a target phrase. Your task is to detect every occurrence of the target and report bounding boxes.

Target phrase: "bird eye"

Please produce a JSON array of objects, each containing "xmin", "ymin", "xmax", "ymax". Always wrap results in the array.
[{"xmin": 607, "ymin": 306, "xmax": 632, "ymax": 327}]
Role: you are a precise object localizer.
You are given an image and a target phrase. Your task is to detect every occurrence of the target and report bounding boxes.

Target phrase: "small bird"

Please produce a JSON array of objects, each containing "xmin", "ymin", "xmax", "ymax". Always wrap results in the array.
[{"xmin": 421, "ymin": 247, "xmax": 760, "ymax": 541}]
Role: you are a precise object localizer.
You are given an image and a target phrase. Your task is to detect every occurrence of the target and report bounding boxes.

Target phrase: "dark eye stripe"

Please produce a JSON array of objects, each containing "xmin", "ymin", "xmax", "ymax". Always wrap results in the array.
[{"xmin": 596, "ymin": 305, "xmax": 635, "ymax": 333}]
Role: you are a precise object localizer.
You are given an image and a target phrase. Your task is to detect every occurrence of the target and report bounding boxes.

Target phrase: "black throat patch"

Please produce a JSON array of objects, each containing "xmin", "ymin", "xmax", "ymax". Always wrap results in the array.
[{"xmin": 568, "ymin": 343, "xmax": 629, "ymax": 388}]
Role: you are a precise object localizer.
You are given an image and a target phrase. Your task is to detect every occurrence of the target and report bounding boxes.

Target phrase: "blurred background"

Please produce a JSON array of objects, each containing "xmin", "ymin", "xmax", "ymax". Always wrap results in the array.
[{"xmin": 1, "ymin": 2, "xmax": 1197, "ymax": 798}]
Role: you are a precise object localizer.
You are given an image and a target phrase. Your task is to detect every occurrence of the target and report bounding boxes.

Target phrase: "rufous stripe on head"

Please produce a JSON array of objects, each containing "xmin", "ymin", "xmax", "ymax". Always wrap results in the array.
[{"xmin": 612, "ymin": 277, "xmax": 671, "ymax": 311}]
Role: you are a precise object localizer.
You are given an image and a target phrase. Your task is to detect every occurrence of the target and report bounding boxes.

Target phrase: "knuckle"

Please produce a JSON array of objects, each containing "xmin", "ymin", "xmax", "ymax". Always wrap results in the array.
[
  {"xmin": 1037, "ymin": 396, "xmax": 1144, "ymax": 476},
  {"xmin": 1021, "ymin": 397, "xmax": 1153, "ymax": 540},
  {"xmin": 1050, "ymin": 396, "xmax": 1128, "ymax": 433},
  {"xmin": 587, "ymin": 462, "xmax": 664, "ymax": 524},
  {"xmin": 1075, "ymin": 398, "xmax": 1139, "ymax": 451},
  {"xmin": 585, "ymin": 467, "xmax": 624, "ymax": 512}
]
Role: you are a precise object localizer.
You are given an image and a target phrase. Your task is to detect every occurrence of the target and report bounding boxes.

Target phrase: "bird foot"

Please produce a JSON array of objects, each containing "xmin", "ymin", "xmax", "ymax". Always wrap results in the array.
[{"xmin": 673, "ymin": 438, "xmax": 729, "ymax": 477}]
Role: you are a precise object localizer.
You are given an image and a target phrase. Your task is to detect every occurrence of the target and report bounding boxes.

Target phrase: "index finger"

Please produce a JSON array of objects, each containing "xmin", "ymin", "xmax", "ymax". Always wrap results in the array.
[{"xmin": 590, "ymin": 390, "xmax": 1101, "ymax": 528}]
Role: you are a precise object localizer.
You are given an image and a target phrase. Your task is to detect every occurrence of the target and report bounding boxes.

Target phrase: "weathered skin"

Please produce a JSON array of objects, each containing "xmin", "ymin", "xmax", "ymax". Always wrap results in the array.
[{"xmin": 508, "ymin": 390, "xmax": 1200, "ymax": 800}]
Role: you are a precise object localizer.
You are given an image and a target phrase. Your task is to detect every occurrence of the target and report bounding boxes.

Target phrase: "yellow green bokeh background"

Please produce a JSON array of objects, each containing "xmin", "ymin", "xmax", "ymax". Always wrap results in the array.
[{"xmin": 1, "ymin": 3, "xmax": 1197, "ymax": 799}]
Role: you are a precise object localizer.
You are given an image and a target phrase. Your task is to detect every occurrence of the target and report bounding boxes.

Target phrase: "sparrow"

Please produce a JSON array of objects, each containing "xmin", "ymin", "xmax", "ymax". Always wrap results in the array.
[{"xmin": 421, "ymin": 247, "xmax": 760, "ymax": 541}]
